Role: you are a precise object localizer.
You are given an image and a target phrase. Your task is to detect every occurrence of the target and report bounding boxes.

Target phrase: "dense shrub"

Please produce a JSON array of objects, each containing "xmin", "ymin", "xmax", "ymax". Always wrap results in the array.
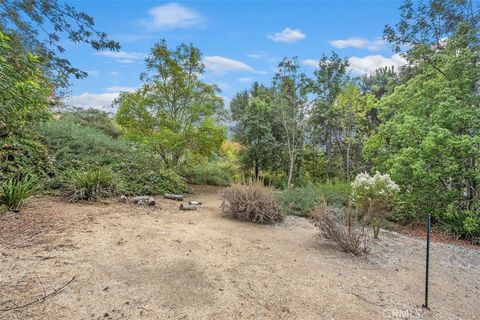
[
  {"xmin": 187, "ymin": 163, "xmax": 231, "ymax": 186},
  {"xmin": 39, "ymin": 119, "xmax": 130, "ymax": 171},
  {"xmin": 276, "ymin": 184, "xmax": 322, "ymax": 216},
  {"xmin": 65, "ymin": 167, "xmax": 118, "ymax": 202},
  {"xmin": 0, "ymin": 174, "xmax": 38, "ymax": 211},
  {"xmin": 221, "ymin": 180, "xmax": 284, "ymax": 224},
  {"xmin": 440, "ymin": 205, "xmax": 480, "ymax": 243},
  {"xmin": 63, "ymin": 108, "xmax": 121, "ymax": 138},
  {"xmin": 0, "ymin": 135, "xmax": 50, "ymax": 182},
  {"xmin": 0, "ymin": 31, "xmax": 51, "ymax": 182},
  {"xmin": 317, "ymin": 181, "xmax": 351, "ymax": 207},
  {"xmin": 117, "ymin": 156, "xmax": 188, "ymax": 195},
  {"xmin": 277, "ymin": 181, "xmax": 351, "ymax": 217},
  {"xmin": 39, "ymin": 119, "xmax": 188, "ymax": 195},
  {"xmin": 314, "ymin": 204, "xmax": 368, "ymax": 255}
]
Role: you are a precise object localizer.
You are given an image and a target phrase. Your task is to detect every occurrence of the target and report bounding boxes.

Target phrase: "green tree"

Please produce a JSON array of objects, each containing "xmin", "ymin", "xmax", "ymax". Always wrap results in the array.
[
  {"xmin": 273, "ymin": 57, "xmax": 309, "ymax": 188},
  {"xmin": 308, "ymin": 53, "xmax": 350, "ymax": 178},
  {"xmin": 366, "ymin": 22, "xmax": 480, "ymax": 238},
  {"xmin": 114, "ymin": 40, "xmax": 226, "ymax": 168},
  {"xmin": 238, "ymin": 98, "xmax": 279, "ymax": 178},
  {"xmin": 384, "ymin": 0, "xmax": 479, "ymax": 76},
  {"xmin": 0, "ymin": 31, "xmax": 51, "ymax": 179},
  {"xmin": 334, "ymin": 84, "xmax": 376, "ymax": 179},
  {"xmin": 0, "ymin": 0, "xmax": 120, "ymax": 87}
]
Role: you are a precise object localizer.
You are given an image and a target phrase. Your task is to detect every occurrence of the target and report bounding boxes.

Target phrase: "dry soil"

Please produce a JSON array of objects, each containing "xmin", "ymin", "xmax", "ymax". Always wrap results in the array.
[{"xmin": 0, "ymin": 186, "xmax": 479, "ymax": 320}]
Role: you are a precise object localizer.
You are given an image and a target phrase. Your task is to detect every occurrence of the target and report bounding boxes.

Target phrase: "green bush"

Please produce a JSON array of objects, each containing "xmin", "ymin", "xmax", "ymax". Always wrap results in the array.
[
  {"xmin": 117, "ymin": 155, "xmax": 188, "ymax": 195},
  {"xmin": 187, "ymin": 163, "xmax": 231, "ymax": 186},
  {"xmin": 277, "ymin": 181, "xmax": 351, "ymax": 217},
  {"xmin": 39, "ymin": 119, "xmax": 188, "ymax": 195},
  {"xmin": 65, "ymin": 167, "xmax": 118, "ymax": 202},
  {"xmin": 439, "ymin": 205, "xmax": 480, "ymax": 242},
  {"xmin": 276, "ymin": 184, "xmax": 322, "ymax": 216},
  {"xmin": 317, "ymin": 181, "xmax": 351, "ymax": 207},
  {"xmin": 0, "ymin": 174, "xmax": 38, "ymax": 211},
  {"xmin": 63, "ymin": 108, "xmax": 121, "ymax": 138},
  {"xmin": 0, "ymin": 134, "xmax": 50, "ymax": 182}
]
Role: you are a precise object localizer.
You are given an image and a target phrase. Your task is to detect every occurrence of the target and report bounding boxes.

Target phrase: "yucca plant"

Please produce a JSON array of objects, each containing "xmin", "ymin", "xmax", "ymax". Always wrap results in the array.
[
  {"xmin": 0, "ymin": 175, "xmax": 38, "ymax": 211},
  {"xmin": 65, "ymin": 167, "xmax": 118, "ymax": 202}
]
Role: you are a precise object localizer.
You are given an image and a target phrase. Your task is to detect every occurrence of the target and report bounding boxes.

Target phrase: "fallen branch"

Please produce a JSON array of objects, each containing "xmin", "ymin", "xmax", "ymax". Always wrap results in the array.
[
  {"xmin": 0, "ymin": 276, "xmax": 76, "ymax": 312},
  {"xmin": 164, "ymin": 194, "xmax": 184, "ymax": 201},
  {"xmin": 180, "ymin": 204, "xmax": 197, "ymax": 210}
]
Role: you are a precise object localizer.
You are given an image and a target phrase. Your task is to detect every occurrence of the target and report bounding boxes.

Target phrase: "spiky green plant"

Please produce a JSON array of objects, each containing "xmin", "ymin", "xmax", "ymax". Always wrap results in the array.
[
  {"xmin": 65, "ymin": 167, "xmax": 118, "ymax": 202},
  {"xmin": 0, "ymin": 175, "xmax": 38, "ymax": 211}
]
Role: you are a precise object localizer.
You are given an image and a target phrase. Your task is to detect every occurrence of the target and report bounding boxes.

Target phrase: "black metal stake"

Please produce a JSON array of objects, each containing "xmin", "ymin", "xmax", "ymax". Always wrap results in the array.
[{"xmin": 423, "ymin": 213, "xmax": 431, "ymax": 309}]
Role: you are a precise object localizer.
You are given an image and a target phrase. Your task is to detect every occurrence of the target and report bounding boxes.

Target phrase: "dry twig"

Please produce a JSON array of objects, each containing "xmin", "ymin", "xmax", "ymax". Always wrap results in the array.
[{"xmin": 0, "ymin": 276, "xmax": 76, "ymax": 312}]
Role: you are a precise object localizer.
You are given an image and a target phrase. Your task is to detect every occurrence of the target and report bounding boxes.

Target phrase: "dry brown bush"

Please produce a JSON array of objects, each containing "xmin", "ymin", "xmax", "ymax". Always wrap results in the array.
[
  {"xmin": 220, "ymin": 180, "xmax": 284, "ymax": 224},
  {"xmin": 314, "ymin": 203, "xmax": 369, "ymax": 255}
]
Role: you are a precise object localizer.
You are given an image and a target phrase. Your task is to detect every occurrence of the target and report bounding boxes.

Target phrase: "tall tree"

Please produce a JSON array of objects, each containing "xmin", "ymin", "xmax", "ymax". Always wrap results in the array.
[
  {"xmin": 384, "ymin": 0, "xmax": 479, "ymax": 75},
  {"xmin": 230, "ymin": 83, "xmax": 279, "ymax": 178},
  {"xmin": 238, "ymin": 98, "xmax": 279, "ymax": 178},
  {"xmin": 0, "ymin": 0, "xmax": 120, "ymax": 87},
  {"xmin": 0, "ymin": 31, "xmax": 51, "ymax": 179},
  {"xmin": 273, "ymin": 57, "xmax": 309, "ymax": 188},
  {"xmin": 366, "ymin": 0, "xmax": 480, "ymax": 238},
  {"xmin": 357, "ymin": 66, "xmax": 400, "ymax": 127},
  {"xmin": 308, "ymin": 53, "xmax": 350, "ymax": 178},
  {"xmin": 333, "ymin": 84, "xmax": 375, "ymax": 179},
  {"xmin": 114, "ymin": 40, "xmax": 226, "ymax": 168}
]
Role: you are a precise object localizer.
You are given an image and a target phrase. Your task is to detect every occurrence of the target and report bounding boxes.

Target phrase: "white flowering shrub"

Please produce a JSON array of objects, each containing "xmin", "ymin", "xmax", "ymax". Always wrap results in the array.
[{"xmin": 351, "ymin": 172, "xmax": 400, "ymax": 238}]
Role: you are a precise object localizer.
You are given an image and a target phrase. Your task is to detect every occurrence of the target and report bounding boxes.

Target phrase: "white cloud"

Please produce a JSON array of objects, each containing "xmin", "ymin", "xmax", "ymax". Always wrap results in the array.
[
  {"xmin": 238, "ymin": 77, "xmax": 254, "ymax": 83},
  {"xmin": 302, "ymin": 54, "xmax": 406, "ymax": 74},
  {"xmin": 215, "ymin": 82, "xmax": 229, "ymax": 90},
  {"xmin": 105, "ymin": 86, "xmax": 137, "ymax": 92},
  {"xmin": 247, "ymin": 53, "xmax": 267, "ymax": 59},
  {"xmin": 109, "ymin": 71, "xmax": 120, "ymax": 76},
  {"xmin": 87, "ymin": 70, "xmax": 99, "ymax": 76},
  {"xmin": 117, "ymin": 59, "xmax": 135, "ymax": 64},
  {"xmin": 302, "ymin": 59, "xmax": 319, "ymax": 67},
  {"xmin": 140, "ymin": 3, "xmax": 205, "ymax": 30},
  {"xmin": 204, "ymin": 56, "xmax": 254, "ymax": 74},
  {"xmin": 65, "ymin": 92, "xmax": 120, "ymax": 111},
  {"xmin": 330, "ymin": 37, "xmax": 387, "ymax": 51},
  {"xmin": 96, "ymin": 51, "xmax": 146, "ymax": 64},
  {"xmin": 348, "ymin": 54, "xmax": 406, "ymax": 74},
  {"xmin": 268, "ymin": 28, "xmax": 306, "ymax": 43}
]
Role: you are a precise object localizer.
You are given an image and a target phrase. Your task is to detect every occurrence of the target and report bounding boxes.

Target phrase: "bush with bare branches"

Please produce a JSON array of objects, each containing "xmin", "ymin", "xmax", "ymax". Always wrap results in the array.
[
  {"xmin": 314, "ymin": 203, "xmax": 369, "ymax": 255},
  {"xmin": 220, "ymin": 180, "xmax": 284, "ymax": 224}
]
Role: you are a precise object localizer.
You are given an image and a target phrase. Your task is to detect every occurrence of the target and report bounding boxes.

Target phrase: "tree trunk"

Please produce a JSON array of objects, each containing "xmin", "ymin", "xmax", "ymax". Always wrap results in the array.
[
  {"xmin": 287, "ymin": 154, "xmax": 295, "ymax": 188},
  {"xmin": 346, "ymin": 141, "xmax": 351, "ymax": 180},
  {"xmin": 180, "ymin": 203, "xmax": 197, "ymax": 210}
]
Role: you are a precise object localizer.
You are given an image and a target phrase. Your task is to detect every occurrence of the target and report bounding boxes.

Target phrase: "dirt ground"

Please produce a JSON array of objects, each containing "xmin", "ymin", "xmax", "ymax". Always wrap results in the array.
[{"xmin": 0, "ymin": 186, "xmax": 479, "ymax": 320}]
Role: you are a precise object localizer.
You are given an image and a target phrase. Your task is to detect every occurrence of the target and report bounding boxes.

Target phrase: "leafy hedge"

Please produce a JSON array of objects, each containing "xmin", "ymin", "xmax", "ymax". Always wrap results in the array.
[
  {"xmin": 277, "ymin": 181, "xmax": 351, "ymax": 217},
  {"xmin": 39, "ymin": 118, "xmax": 187, "ymax": 195}
]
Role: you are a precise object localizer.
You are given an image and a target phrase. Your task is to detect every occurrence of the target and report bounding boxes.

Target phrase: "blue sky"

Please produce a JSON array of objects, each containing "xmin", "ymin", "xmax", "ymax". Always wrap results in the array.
[{"xmin": 65, "ymin": 0, "xmax": 406, "ymax": 111}]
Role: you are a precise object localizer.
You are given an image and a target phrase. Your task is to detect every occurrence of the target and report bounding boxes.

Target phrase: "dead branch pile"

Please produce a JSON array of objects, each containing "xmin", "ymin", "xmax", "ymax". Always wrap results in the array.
[{"xmin": 220, "ymin": 181, "xmax": 283, "ymax": 224}]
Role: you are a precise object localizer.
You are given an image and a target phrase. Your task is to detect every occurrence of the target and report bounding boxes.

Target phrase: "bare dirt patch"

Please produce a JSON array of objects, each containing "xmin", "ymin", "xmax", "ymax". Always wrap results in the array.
[{"xmin": 1, "ymin": 186, "xmax": 479, "ymax": 319}]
